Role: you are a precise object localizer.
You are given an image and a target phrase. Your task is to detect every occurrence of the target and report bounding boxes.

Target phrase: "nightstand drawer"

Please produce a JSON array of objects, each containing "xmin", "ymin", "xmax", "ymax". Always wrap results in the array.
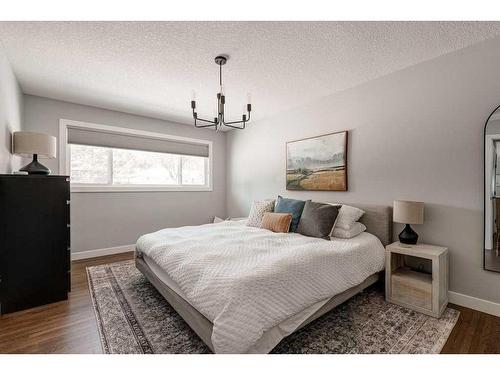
[{"xmin": 391, "ymin": 268, "xmax": 432, "ymax": 311}]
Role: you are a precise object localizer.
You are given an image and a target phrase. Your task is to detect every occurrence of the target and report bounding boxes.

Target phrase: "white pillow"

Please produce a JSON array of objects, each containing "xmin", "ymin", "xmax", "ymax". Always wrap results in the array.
[
  {"xmin": 246, "ymin": 200, "xmax": 275, "ymax": 227},
  {"xmin": 213, "ymin": 216, "xmax": 248, "ymax": 223},
  {"xmin": 229, "ymin": 217, "xmax": 247, "ymax": 221},
  {"xmin": 331, "ymin": 222, "xmax": 366, "ymax": 239},
  {"xmin": 333, "ymin": 204, "xmax": 365, "ymax": 230}
]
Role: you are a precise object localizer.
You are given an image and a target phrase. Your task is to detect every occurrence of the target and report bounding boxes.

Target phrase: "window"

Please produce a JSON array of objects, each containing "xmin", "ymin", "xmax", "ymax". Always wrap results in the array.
[
  {"xmin": 61, "ymin": 120, "xmax": 212, "ymax": 192},
  {"xmin": 70, "ymin": 144, "xmax": 110, "ymax": 184},
  {"xmin": 112, "ymin": 148, "xmax": 181, "ymax": 185}
]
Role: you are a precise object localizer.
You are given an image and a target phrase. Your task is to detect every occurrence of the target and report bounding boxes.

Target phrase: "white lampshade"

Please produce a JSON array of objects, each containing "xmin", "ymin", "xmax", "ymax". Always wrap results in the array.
[
  {"xmin": 393, "ymin": 200, "xmax": 424, "ymax": 225},
  {"xmin": 13, "ymin": 132, "xmax": 56, "ymax": 159}
]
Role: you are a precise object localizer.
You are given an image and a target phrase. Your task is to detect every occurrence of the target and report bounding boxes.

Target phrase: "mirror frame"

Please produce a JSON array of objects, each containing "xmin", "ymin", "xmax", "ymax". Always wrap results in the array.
[{"xmin": 483, "ymin": 103, "xmax": 500, "ymax": 272}]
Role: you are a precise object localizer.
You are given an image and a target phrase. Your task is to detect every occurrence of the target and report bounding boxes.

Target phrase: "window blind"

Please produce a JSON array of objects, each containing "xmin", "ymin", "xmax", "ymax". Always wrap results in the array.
[{"xmin": 67, "ymin": 127, "xmax": 209, "ymax": 158}]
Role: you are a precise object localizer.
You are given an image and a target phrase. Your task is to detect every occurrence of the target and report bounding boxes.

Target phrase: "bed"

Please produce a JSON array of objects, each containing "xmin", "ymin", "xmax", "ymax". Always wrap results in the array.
[{"xmin": 135, "ymin": 203, "xmax": 392, "ymax": 354}]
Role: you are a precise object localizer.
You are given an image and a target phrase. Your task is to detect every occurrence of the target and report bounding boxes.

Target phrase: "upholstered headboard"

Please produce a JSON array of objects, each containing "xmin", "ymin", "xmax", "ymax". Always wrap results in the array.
[{"xmin": 344, "ymin": 203, "xmax": 393, "ymax": 246}]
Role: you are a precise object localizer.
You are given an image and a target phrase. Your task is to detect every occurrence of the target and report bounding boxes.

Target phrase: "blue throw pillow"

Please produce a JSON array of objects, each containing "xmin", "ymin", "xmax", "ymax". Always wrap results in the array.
[{"xmin": 275, "ymin": 196, "xmax": 308, "ymax": 232}]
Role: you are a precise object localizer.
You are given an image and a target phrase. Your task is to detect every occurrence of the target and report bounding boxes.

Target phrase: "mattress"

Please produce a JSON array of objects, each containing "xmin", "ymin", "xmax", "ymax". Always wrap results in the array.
[{"xmin": 136, "ymin": 220, "xmax": 385, "ymax": 353}]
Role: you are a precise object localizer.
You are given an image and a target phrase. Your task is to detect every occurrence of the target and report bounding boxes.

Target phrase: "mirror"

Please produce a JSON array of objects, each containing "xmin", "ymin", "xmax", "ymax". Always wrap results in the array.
[{"xmin": 484, "ymin": 105, "xmax": 500, "ymax": 272}]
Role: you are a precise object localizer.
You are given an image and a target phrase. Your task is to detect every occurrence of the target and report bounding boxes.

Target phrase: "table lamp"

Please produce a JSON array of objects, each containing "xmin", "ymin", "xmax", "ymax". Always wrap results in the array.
[
  {"xmin": 13, "ymin": 131, "xmax": 56, "ymax": 175},
  {"xmin": 393, "ymin": 200, "xmax": 424, "ymax": 245}
]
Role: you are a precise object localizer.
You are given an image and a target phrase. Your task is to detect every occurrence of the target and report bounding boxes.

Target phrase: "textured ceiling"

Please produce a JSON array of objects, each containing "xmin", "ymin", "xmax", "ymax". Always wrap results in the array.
[{"xmin": 1, "ymin": 21, "xmax": 500, "ymax": 126}]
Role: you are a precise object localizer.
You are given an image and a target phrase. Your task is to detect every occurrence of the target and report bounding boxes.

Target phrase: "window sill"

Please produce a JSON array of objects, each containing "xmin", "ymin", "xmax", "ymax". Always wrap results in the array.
[{"xmin": 70, "ymin": 185, "xmax": 213, "ymax": 193}]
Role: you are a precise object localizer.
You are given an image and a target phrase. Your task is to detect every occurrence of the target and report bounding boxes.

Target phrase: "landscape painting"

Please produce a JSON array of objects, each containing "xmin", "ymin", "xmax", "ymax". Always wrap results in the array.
[{"xmin": 286, "ymin": 131, "xmax": 347, "ymax": 191}]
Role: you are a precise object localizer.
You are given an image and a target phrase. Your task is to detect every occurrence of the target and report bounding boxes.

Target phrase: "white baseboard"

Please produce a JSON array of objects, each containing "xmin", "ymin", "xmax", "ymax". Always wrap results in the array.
[
  {"xmin": 449, "ymin": 291, "xmax": 500, "ymax": 317},
  {"xmin": 71, "ymin": 244, "xmax": 135, "ymax": 261}
]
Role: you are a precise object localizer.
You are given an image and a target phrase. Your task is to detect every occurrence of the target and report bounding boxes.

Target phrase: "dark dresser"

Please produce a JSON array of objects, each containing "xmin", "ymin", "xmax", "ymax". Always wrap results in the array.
[{"xmin": 0, "ymin": 175, "xmax": 70, "ymax": 314}]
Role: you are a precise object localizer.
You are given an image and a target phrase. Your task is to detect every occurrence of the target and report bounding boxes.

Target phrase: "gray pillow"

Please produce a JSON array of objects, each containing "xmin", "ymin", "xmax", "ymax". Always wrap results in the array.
[{"xmin": 297, "ymin": 201, "xmax": 340, "ymax": 240}]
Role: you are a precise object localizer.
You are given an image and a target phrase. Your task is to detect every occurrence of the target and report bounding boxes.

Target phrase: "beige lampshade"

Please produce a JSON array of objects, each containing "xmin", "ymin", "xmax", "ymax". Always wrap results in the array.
[
  {"xmin": 13, "ymin": 132, "xmax": 56, "ymax": 159},
  {"xmin": 393, "ymin": 200, "xmax": 424, "ymax": 224}
]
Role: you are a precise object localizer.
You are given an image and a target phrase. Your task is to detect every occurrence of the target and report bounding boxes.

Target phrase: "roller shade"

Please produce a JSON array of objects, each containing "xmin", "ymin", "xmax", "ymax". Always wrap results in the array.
[{"xmin": 67, "ymin": 127, "xmax": 209, "ymax": 158}]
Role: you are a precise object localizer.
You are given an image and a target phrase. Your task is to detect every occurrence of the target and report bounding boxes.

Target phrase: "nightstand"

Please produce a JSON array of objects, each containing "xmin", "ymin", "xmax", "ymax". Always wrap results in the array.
[{"xmin": 385, "ymin": 242, "xmax": 449, "ymax": 318}]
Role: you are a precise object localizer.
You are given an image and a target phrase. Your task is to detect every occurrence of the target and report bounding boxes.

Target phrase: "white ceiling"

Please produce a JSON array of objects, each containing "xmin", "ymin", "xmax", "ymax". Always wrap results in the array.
[{"xmin": 1, "ymin": 21, "xmax": 500, "ymax": 126}]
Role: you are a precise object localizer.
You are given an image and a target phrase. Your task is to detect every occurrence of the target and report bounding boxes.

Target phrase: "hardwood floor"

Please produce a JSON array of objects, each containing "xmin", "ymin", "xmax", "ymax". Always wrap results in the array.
[
  {"xmin": 0, "ymin": 252, "xmax": 499, "ymax": 354},
  {"xmin": 0, "ymin": 252, "xmax": 133, "ymax": 354},
  {"xmin": 442, "ymin": 303, "xmax": 500, "ymax": 353}
]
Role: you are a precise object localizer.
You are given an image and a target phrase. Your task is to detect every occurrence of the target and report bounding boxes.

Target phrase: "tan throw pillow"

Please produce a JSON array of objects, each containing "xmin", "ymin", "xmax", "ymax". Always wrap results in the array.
[{"xmin": 260, "ymin": 212, "xmax": 293, "ymax": 233}]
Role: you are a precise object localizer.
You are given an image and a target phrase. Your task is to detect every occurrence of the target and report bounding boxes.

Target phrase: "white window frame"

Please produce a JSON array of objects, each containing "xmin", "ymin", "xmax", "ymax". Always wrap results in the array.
[{"xmin": 59, "ymin": 119, "xmax": 213, "ymax": 193}]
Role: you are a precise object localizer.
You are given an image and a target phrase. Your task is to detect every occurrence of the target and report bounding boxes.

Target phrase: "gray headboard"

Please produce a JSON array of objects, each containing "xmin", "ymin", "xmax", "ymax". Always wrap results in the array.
[{"xmin": 345, "ymin": 203, "xmax": 393, "ymax": 246}]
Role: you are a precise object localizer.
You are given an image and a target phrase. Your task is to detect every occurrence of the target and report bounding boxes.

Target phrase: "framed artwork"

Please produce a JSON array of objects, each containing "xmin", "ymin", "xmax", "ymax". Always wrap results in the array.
[{"xmin": 286, "ymin": 131, "xmax": 348, "ymax": 191}]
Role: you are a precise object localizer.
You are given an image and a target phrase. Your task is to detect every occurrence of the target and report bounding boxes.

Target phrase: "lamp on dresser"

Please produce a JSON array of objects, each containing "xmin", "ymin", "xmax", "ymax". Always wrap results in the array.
[
  {"xmin": 393, "ymin": 200, "xmax": 424, "ymax": 245},
  {"xmin": 12, "ymin": 131, "xmax": 56, "ymax": 175}
]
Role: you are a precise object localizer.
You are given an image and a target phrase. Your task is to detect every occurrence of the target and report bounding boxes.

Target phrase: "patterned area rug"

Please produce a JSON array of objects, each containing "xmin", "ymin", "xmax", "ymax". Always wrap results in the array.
[{"xmin": 87, "ymin": 260, "xmax": 459, "ymax": 354}]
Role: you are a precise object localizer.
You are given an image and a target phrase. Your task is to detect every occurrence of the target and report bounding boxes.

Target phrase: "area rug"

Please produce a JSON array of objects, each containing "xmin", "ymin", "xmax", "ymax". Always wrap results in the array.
[{"xmin": 87, "ymin": 260, "xmax": 459, "ymax": 354}]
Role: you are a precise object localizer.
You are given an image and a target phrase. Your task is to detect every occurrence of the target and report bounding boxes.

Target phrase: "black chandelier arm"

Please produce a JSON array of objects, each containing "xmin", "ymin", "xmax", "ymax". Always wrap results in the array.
[
  {"xmin": 194, "ymin": 120, "xmax": 217, "ymax": 129},
  {"xmin": 223, "ymin": 110, "xmax": 251, "ymax": 124},
  {"xmin": 195, "ymin": 116, "xmax": 217, "ymax": 124},
  {"xmin": 193, "ymin": 109, "xmax": 217, "ymax": 123},
  {"xmin": 222, "ymin": 107, "xmax": 251, "ymax": 129},
  {"xmin": 223, "ymin": 118, "xmax": 245, "ymax": 125},
  {"xmin": 193, "ymin": 115, "xmax": 218, "ymax": 128},
  {"xmin": 223, "ymin": 122, "xmax": 246, "ymax": 130}
]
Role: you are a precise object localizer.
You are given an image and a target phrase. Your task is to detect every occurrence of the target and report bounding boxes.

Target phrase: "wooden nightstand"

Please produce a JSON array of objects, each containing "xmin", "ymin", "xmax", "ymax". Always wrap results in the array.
[{"xmin": 385, "ymin": 242, "xmax": 449, "ymax": 318}]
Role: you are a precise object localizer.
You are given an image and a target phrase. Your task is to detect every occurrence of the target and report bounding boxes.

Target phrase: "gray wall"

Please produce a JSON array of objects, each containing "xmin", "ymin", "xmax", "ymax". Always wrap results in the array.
[
  {"xmin": 226, "ymin": 36, "xmax": 500, "ymax": 304},
  {"xmin": 23, "ymin": 95, "xmax": 226, "ymax": 253},
  {"xmin": 0, "ymin": 47, "xmax": 22, "ymax": 173}
]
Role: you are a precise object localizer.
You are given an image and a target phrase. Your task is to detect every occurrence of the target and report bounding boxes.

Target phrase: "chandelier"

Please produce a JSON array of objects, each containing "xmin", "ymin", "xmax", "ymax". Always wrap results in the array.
[{"xmin": 191, "ymin": 55, "xmax": 252, "ymax": 130}]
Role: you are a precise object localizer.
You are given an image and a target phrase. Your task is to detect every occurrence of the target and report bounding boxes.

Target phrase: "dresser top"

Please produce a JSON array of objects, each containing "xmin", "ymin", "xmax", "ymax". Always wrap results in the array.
[{"xmin": 0, "ymin": 174, "xmax": 69, "ymax": 179}]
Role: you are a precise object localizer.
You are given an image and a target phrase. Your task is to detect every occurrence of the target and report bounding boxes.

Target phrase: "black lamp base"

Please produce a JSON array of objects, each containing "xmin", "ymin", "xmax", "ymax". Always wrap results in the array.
[
  {"xmin": 399, "ymin": 224, "xmax": 419, "ymax": 245},
  {"xmin": 19, "ymin": 154, "xmax": 50, "ymax": 175}
]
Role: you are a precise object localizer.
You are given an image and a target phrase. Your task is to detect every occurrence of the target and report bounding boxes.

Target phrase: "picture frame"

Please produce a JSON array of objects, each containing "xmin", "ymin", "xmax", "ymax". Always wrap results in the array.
[{"xmin": 286, "ymin": 130, "xmax": 348, "ymax": 191}]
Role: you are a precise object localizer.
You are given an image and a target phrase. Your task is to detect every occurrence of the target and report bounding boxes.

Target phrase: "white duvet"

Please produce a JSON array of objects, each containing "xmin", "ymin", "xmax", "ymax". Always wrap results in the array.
[{"xmin": 136, "ymin": 220, "xmax": 385, "ymax": 353}]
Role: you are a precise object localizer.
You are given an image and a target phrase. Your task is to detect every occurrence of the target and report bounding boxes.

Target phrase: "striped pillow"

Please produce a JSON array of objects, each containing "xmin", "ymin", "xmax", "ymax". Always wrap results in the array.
[{"xmin": 260, "ymin": 212, "xmax": 293, "ymax": 233}]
